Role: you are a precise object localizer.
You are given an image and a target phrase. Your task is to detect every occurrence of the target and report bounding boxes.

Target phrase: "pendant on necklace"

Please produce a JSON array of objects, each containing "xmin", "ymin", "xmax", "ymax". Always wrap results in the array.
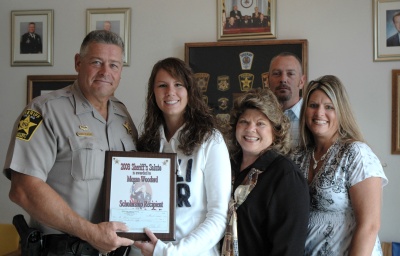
[{"xmin": 312, "ymin": 140, "xmax": 337, "ymax": 171}]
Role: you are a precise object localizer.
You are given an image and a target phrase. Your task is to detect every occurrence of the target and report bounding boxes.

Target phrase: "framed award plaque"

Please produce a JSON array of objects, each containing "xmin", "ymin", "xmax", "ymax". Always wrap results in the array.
[{"xmin": 104, "ymin": 151, "xmax": 177, "ymax": 240}]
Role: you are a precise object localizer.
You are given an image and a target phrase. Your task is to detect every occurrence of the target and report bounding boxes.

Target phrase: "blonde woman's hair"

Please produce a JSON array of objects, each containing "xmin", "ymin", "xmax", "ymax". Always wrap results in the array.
[{"xmin": 299, "ymin": 75, "xmax": 364, "ymax": 150}]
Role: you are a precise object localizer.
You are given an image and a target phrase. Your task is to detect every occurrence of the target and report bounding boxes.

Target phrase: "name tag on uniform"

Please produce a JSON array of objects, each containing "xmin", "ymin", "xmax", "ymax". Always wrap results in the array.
[{"xmin": 76, "ymin": 132, "xmax": 93, "ymax": 137}]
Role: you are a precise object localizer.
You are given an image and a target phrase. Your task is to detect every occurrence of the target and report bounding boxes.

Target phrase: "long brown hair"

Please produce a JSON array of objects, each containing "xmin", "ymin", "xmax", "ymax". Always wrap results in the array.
[{"xmin": 137, "ymin": 57, "xmax": 216, "ymax": 155}]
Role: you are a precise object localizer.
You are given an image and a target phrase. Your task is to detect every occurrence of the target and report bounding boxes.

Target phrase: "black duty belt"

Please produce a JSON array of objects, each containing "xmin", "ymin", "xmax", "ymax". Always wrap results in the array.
[{"xmin": 42, "ymin": 234, "xmax": 99, "ymax": 256}]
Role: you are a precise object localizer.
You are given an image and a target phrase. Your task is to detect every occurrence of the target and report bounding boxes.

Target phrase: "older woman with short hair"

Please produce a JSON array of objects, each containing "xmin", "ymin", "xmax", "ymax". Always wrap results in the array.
[{"xmin": 222, "ymin": 88, "xmax": 309, "ymax": 256}]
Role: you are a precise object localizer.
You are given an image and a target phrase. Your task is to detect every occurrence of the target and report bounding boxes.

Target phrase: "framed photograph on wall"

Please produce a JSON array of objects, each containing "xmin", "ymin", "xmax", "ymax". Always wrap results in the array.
[
  {"xmin": 27, "ymin": 75, "xmax": 77, "ymax": 103},
  {"xmin": 185, "ymin": 40, "xmax": 307, "ymax": 127},
  {"xmin": 374, "ymin": 0, "xmax": 400, "ymax": 61},
  {"xmin": 11, "ymin": 9, "xmax": 54, "ymax": 66},
  {"xmin": 217, "ymin": 0, "xmax": 276, "ymax": 41},
  {"xmin": 392, "ymin": 70, "xmax": 400, "ymax": 154},
  {"xmin": 86, "ymin": 8, "xmax": 131, "ymax": 66}
]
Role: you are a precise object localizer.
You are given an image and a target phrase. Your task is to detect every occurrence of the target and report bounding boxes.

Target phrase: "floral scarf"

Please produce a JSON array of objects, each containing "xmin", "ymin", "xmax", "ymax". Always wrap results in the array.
[{"xmin": 221, "ymin": 168, "xmax": 264, "ymax": 256}]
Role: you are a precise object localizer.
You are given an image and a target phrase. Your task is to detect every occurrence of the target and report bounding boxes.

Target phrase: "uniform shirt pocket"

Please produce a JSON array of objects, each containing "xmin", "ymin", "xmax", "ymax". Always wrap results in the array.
[{"xmin": 69, "ymin": 136, "xmax": 105, "ymax": 181}]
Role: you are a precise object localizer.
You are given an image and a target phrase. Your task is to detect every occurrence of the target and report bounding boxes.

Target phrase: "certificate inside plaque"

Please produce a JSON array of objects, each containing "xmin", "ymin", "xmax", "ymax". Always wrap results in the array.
[{"xmin": 104, "ymin": 151, "xmax": 176, "ymax": 241}]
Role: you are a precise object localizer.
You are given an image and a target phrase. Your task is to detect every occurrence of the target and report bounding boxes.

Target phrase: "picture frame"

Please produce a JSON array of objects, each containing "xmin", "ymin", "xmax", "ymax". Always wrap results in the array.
[
  {"xmin": 104, "ymin": 151, "xmax": 176, "ymax": 240},
  {"xmin": 185, "ymin": 40, "xmax": 307, "ymax": 126},
  {"xmin": 27, "ymin": 75, "xmax": 77, "ymax": 103},
  {"xmin": 86, "ymin": 8, "xmax": 131, "ymax": 66},
  {"xmin": 374, "ymin": 0, "xmax": 400, "ymax": 61},
  {"xmin": 11, "ymin": 9, "xmax": 54, "ymax": 66},
  {"xmin": 217, "ymin": 0, "xmax": 276, "ymax": 41},
  {"xmin": 392, "ymin": 70, "xmax": 400, "ymax": 154}
]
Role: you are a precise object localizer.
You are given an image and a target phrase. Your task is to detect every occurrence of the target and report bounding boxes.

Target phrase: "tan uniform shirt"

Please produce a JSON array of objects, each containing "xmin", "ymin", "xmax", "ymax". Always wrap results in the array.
[{"xmin": 4, "ymin": 82, "xmax": 138, "ymax": 234}]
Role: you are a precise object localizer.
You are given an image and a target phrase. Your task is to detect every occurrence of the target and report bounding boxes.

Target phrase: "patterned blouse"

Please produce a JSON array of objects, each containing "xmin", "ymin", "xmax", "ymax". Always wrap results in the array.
[{"xmin": 291, "ymin": 141, "xmax": 388, "ymax": 256}]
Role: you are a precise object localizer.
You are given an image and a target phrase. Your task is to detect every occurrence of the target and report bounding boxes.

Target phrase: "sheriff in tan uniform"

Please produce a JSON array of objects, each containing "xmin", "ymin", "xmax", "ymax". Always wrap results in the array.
[
  {"xmin": 5, "ymin": 81, "xmax": 137, "ymax": 233},
  {"xmin": 4, "ymin": 30, "xmax": 138, "ymax": 255}
]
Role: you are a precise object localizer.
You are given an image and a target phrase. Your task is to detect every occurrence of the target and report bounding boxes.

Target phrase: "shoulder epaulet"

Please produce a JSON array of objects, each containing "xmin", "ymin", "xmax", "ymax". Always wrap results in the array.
[{"xmin": 30, "ymin": 85, "xmax": 73, "ymax": 106}]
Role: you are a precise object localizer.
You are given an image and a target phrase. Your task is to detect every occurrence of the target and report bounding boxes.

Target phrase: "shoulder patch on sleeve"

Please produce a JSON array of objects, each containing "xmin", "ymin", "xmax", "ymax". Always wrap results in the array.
[{"xmin": 16, "ymin": 109, "xmax": 43, "ymax": 141}]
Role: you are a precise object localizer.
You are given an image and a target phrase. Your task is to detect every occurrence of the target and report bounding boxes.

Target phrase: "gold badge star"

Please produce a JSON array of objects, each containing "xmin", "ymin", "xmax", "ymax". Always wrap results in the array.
[
  {"xmin": 218, "ymin": 80, "xmax": 228, "ymax": 90},
  {"xmin": 241, "ymin": 77, "xmax": 251, "ymax": 90},
  {"xmin": 18, "ymin": 115, "xmax": 38, "ymax": 134}
]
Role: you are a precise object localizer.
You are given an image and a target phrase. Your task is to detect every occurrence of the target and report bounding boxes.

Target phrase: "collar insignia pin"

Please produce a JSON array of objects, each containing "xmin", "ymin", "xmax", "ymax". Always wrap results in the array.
[
  {"xmin": 123, "ymin": 121, "xmax": 132, "ymax": 135},
  {"xmin": 79, "ymin": 125, "xmax": 89, "ymax": 131}
]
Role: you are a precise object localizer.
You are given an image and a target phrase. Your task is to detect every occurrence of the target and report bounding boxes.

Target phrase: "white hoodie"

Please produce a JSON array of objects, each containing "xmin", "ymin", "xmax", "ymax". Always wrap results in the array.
[{"xmin": 152, "ymin": 125, "xmax": 231, "ymax": 256}]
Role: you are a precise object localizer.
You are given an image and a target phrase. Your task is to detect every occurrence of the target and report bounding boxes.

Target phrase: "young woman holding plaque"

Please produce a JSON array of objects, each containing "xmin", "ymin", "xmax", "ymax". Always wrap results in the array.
[{"xmin": 132, "ymin": 57, "xmax": 231, "ymax": 256}]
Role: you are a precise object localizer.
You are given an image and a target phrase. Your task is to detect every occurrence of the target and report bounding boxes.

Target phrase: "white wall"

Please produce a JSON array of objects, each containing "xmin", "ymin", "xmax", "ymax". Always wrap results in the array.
[{"xmin": 0, "ymin": 0, "xmax": 399, "ymax": 243}]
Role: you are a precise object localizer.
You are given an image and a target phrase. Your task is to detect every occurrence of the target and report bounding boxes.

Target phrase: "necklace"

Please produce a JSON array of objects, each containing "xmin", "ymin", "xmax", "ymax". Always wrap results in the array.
[{"xmin": 312, "ymin": 143, "xmax": 335, "ymax": 170}]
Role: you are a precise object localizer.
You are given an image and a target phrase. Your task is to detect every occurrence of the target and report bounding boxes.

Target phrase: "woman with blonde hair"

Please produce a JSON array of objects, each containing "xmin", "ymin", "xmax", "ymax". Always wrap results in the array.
[{"xmin": 291, "ymin": 75, "xmax": 388, "ymax": 255}]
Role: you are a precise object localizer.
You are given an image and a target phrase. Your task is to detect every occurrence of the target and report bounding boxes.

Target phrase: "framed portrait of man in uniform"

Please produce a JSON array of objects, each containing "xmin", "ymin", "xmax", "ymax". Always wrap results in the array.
[
  {"xmin": 11, "ymin": 10, "xmax": 54, "ymax": 66},
  {"xmin": 374, "ymin": 0, "xmax": 400, "ymax": 61},
  {"xmin": 86, "ymin": 8, "xmax": 131, "ymax": 66}
]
